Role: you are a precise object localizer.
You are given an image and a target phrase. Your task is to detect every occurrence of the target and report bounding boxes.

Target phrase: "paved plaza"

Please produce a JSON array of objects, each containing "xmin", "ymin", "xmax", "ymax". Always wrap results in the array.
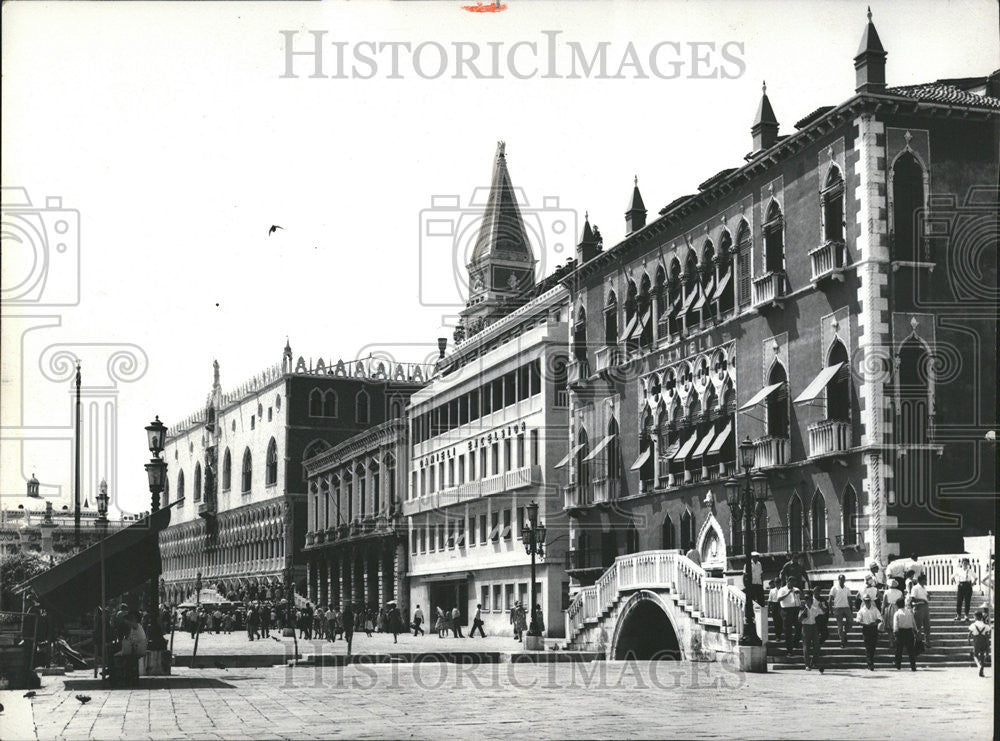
[{"xmin": 1, "ymin": 662, "xmax": 992, "ymax": 740}]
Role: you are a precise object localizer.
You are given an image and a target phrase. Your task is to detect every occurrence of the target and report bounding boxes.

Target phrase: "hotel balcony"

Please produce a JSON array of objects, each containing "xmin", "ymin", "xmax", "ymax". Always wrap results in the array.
[
  {"xmin": 568, "ymin": 358, "xmax": 591, "ymax": 389},
  {"xmin": 564, "ymin": 483, "xmax": 592, "ymax": 511},
  {"xmin": 808, "ymin": 419, "xmax": 851, "ymax": 459},
  {"xmin": 752, "ymin": 270, "xmax": 786, "ymax": 311},
  {"xmin": 753, "ymin": 435, "xmax": 789, "ymax": 468},
  {"xmin": 809, "ymin": 240, "xmax": 846, "ymax": 284},
  {"xmin": 594, "ymin": 345, "xmax": 623, "ymax": 375},
  {"xmin": 403, "ymin": 465, "xmax": 541, "ymax": 516}
]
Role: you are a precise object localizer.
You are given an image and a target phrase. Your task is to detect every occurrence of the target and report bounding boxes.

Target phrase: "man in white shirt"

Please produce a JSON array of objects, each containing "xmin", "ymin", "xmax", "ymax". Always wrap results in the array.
[
  {"xmin": 907, "ymin": 553, "xmax": 925, "ymax": 581},
  {"xmin": 767, "ymin": 579, "xmax": 783, "ymax": 643},
  {"xmin": 776, "ymin": 579, "xmax": 801, "ymax": 655},
  {"xmin": 855, "ymin": 594, "xmax": 882, "ymax": 670},
  {"xmin": 907, "ymin": 574, "xmax": 931, "ymax": 645},
  {"xmin": 884, "ymin": 555, "xmax": 907, "ymax": 588},
  {"xmin": 827, "ymin": 574, "xmax": 854, "ymax": 648},
  {"xmin": 892, "ymin": 599, "xmax": 918, "ymax": 671},
  {"xmin": 952, "ymin": 557, "xmax": 976, "ymax": 622},
  {"xmin": 798, "ymin": 592, "xmax": 825, "ymax": 672}
]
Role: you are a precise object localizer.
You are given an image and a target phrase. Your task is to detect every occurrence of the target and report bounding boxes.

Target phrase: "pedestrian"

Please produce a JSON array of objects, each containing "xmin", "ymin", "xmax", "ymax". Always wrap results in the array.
[
  {"xmin": 884, "ymin": 555, "xmax": 907, "ymax": 588},
  {"xmin": 435, "ymin": 606, "xmax": 448, "ymax": 638},
  {"xmin": 332, "ymin": 607, "xmax": 344, "ymax": 641},
  {"xmin": 799, "ymin": 591, "xmax": 825, "ymax": 672},
  {"xmin": 828, "ymin": 574, "xmax": 853, "ymax": 648},
  {"xmin": 907, "ymin": 553, "xmax": 924, "ymax": 582},
  {"xmin": 907, "ymin": 573, "xmax": 931, "ymax": 647},
  {"xmin": 892, "ymin": 597, "xmax": 918, "ymax": 671},
  {"xmin": 247, "ymin": 604, "xmax": 259, "ymax": 641},
  {"xmin": 868, "ymin": 561, "xmax": 886, "ymax": 590},
  {"xmin": 748, "ymin": 552, "xmax": 765, "ymax": 606},
  {"xmin": 214, "ymin": 609, "xmax": 223, "ymax": 634},
  {"xmin": 776, "ymin": 579, "xmax": 801, "ymax": 655},
  {"xmin": 451, "ymin": 606, "xmax": 464, "ymax": 638},
  {"xmin": 387, "ymin": 602, "xmax": 403, "ymax": 644},
  {"xmin": 857, "ymin": 574, "xmax": 879, "ymax": 608},
  {"xmin": 779, "ymin": 552, "xmax": 806, "ymax": 591},
  {"xmin": 812, "ymin": 586, "xmax": 830, "ymax": 645},
  {"xmin": 325, "ymin": 605, "xmax": 335, "ymax": 641},
  {"xmin": 855, "ymin": 594, "xmax": 882, "ymax": 671},
  {"xmin": 952, "ymin": 557, "xmax": 977, "ymax": 622},
  {"xmin": 968, "ymin": 610, "xmax": 990, "ymax": 677},
  {"xmin": 767, "ymin": 579, "xmax": 783, "ymax": 642},
  {"xmin": 470, "ymin": 603, "xmax": 487, "ymax": 638},
  {"xmin": 514, "ymin": 602, "xmax": 527, "ymax": 642},
  {"xmin": 342, "ymin": 603, "xmax": 355, "ymax": 657},
  {"xmin": 531, "ymin": 604, "xmax": 545, "ymax": 636},
  {"xmin": 510, "ymin": 601, "xmax": 521, "ymax": 641},
  {"xmin": 412, "ymin": 604, "xmax": 425, "ymax": 636}
]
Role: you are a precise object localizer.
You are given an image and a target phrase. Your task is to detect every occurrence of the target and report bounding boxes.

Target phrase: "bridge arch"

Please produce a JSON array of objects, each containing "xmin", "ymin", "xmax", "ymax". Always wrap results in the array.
[{"xmin": 610, "ymin": 589, "xmax": 683, "ymax": 661}]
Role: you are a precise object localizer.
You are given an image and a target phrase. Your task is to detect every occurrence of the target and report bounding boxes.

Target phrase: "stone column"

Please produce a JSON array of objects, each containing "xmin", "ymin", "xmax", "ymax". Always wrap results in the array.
[
  {"xmin": 377, "ymin": 543, "xmax": 385, "ymax": 605},
  {"xmin": 335, "ymin": 554, "xmax": 343, "ymax": 608}
]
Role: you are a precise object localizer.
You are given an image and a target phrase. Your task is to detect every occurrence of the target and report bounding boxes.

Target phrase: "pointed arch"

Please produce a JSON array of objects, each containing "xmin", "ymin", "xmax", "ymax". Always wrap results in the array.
[
  {"xmin": 826, "ymin": 339, "xmax": 851, "ymax": 422},
  {"xmin": 735, "ymin": 219, "xmax": 752, "ymax": 307},
  {"xmin": 841, "ymin": 484, "xmax": 859, "ymax": 546},
  {"xmin": 573, "ymin": 305, "xmax": 588, "ymax": 363},
  {"xmin": 309, "ymin": 388, "xmax": 323, "ymax": 417},
  {"xmin": 788, "ymin": 492, "xmax": 804, "ymax": 552},
  {"xmin": 625, "ymin": 520, "xmax": 640, "ymax": 554},
  {"xmin": 604, "ymin": 289, "xmax": 619, "ymax": 344},
  {"xmin": 897, "ymin": 335, "xmax": 932, "ymax": 444},
  {"xmin": 241, "ymin": 448, "xmax": 252, "ymax": 494},
  {"xmin": 355, "ymin": 387, "xmax": 371, "ymax": 424},
  {"xmin": 890, "ymin": 150, "xmax": 927, "ymax": 263},
  {"xmin": 766, "ymin": 360, "xmax": 789, "ymax": 438},
  {"xmin": 680, "ymin": 509, "xmax": 695, "ymax": 551},
  {"xmin": 661, "ymin": 514, "xmax": 676, "ymax": 550},
  {"xmin": 222, "ymin": 448, "xmax": 232, "ymax": 491},
  {"xmin": 822, "ymin": 164, "xmax": 846, "ymax": 244},
  {"xmin": 265, "ymin": 437, "xmax": 278, "ymax": 486},
  {"xmin": 810, "ymin": 489, "xmax": 827, "ymax": 548},
  {"xmin": 695, "ymin": 511, "xmax": 726, "ymax": 569},
  {"xmin": 607, "ymin": 416, "xmax": 621, "ymax": 497},
  {"xmin": 193, "ymin": 462, "xmax": 202, "ymax": 503},
  {"xmin": 323, "ymin": 390, "xmax": 338, "ymax": 418},
  {"xmin": 177, "ymin": 469, "xmax": 185, "ymax": 501},
  {"xmin": 764, "ymin": 200, "xmax": 784, "ymax": 272}
]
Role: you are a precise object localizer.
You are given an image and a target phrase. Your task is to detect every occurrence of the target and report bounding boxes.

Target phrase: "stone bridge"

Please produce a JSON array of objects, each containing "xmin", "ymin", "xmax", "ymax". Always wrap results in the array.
[{"xmin": 565, "ymin": 550, "xmax": 766, "ymax": 671}]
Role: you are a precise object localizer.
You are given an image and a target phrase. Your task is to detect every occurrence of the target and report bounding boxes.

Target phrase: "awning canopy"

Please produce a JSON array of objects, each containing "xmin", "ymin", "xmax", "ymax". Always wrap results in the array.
[
  {"xmin": 621, "ymin": 313, "xmax": 638, "ymax": 342},
  {"xmin": 19, "ymin": 503, "xmax": 176, "ymax": 617},
  {"xmin": 693, "ymin": 277, "xmax": 715, "ymax": 310},
  {"xmin": 583, "ymin": 434, "xmax": 616, "ymax": 461},
  {"xmin": 692, "ymin": 426, "xmax": 718, "ymax": 457},
  {"xmin": 554, "ymin": 442, "xmax": 586, "ymax": 469},
  {"xmin": 630, "ymin": 447, "xmax": 652, "ymax": 471},
  {"xmin": 713, "ymin": 268, "xmax": 732, "ymax": 300},
  {"xmin": 660, "ymin": 440, "xmax": 680, "ymax": 458},
  {"xmin": 708, "ymin": 420, "xmax": 733, "ymax": 454},
  {"xmin": 680, "ymin": 286, "xmax": 699, "ymax": 314},
  {"xmin": 740, "ymin": 382, "xmax": 784, "ymax": 410},
  {"xmin": 794, "ymin": 362, "xmax": 845, "ymax": 403},
  {"xmin": 673, "ymin": 431, "xmax": 699, "ymax": 460},
  {"xmin": 629, "ymin": 308, "xmax": 651, "ymax": 339}
]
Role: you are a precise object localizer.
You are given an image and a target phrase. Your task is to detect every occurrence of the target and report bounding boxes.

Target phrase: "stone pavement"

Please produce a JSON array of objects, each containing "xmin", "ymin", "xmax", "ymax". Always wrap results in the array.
[{"xmin": 2, "ymin": 662, "xmax": 992, "ymax": 740}]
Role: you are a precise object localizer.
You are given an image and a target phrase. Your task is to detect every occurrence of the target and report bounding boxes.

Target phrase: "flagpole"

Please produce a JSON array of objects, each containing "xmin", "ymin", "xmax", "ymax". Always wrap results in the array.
[{"xmin": 74, "ymin": 361, "xmax": 82, "ymax": 549}]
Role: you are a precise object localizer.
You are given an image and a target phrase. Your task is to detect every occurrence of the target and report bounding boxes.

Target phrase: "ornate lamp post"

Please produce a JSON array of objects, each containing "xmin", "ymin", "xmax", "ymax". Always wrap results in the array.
[
  {"xmin": 521, "ymin": 501, "xmax": 546, "ymax": 637},
  {"xmin": 143, "ymin": 416, "xmax": 168, "ymax": 651},
  {"xmin": 725, "ymin": 436, "xmax": 768, "ymax": 646}
]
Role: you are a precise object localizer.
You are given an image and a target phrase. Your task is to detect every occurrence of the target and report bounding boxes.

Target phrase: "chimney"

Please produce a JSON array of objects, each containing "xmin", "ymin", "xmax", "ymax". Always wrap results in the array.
[
  {"xmin": 576, "ymin": 213, "xmax": 600, "ymax": 264},
  {"xmin": 625, "ymin": 176, "xmax": 647, "ymax": 234},
  {"xmin": 751, "ymin": 81, "xmax": 779, "ymax": 151},
  {"xmin": 437, "ymin": 337, "xmax": 448, "ymax": 358},
  {"xmin": 854, "ymin": 7, "xmax": 887, "ymax": 94}
]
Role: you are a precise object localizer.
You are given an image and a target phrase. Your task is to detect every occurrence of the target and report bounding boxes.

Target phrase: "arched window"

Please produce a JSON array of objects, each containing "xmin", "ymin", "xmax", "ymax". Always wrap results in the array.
[
  {"xmin": 718, "ymin": 230, "xmax": 735, "ymax": 316},
  {"xmin": 639, "ymin": 411, "xmax": 655, "ymax": 490},
  {"xmin": 764, "ymin": 201, "xmax": 784, "ymax": 273},
  {"xmin": 897, "ymin": 337, "xmax": 931, "ymax": 445},
  {"xmin": 654, "ymin": 265, "xmax": 667, "ymax": 322},
  {"xmin": 222, "ymin": 448, "xmax": 232, "ymax": 491},
  {"xmin": 265, "ymin": 438, "xmax": 278, "ymax": 486},
  {"xmin": 680, "ymin": 510, "xmax": 695, "ymax": 551},
  {"xmin": 810, "ymin": 489, "xmax": 827, "ymax": 548},
  {"xmin": 604, "ymin": 291, "xmax": 618, "ymax": 345},
  {"xmin": 731, "ymin": 502, "xmax": 743, "ymax": 555},
  {"xmin": 788, "ymin": 494, "xmax": 803, "ymax": 552},
  {"xmin": 766, "ymin": 362, "xmax": 789, "ymax": 438},
  {"xmin": 624, "ymin": 280, "xmax": 638, "ymax": 326},
  {"xmin": 177, "ymin": 470, "xmax": 185, "ymax": 500},
  {"xmin": 662, "ymin": 516, "xmax": 676, "ymax": 550},
  {"xmin": 576, "ymin": 428, "xmax": 591, "ymax": 503},
  {"xmin": 573, "ymin": 306, "xmax": 588, "ymax": 364},
  {"xmin": 754, "ymin": 501, "xmax": 768, "ymax": 553},
  {"xmin": 684, "ymin": 251, "xmax": 699, "ymax": 328},
  {"xmin": 639, "ymin": 274, "xmax": 653, "ymax": 348},
  {"xmin": 355, "ymin": 388, "xmax": 371, "ymax": 425},
  {"xmin": 667, "ymin": 258, "xmax": 682, "ymax": 336},
  {"xmin": 241, "ymin": 448, "xmax": 252, "ymax": 493},
  {"xmin": 625, "ymin": 521, "xmax": 640, "ymax": 554},
  {"xmin": 826, "ymin": 340, "xmax": 851, "ymax": 422},
  {"xmin": 735, "ymin": 220, "xmax": 752, "ymax": 308},
  {"xmin": 842, "ymin": 485, "xmax": 858, "ymax": 546},
  {"xmin": 701, "ymin": 240, "xmax": 716, "ymax": 323},
  {"xmin": 193, "ymin": 463, "xmax": 202, "ymax": 503},
  {"xmin": 823, "ymin": 167, "xmax": 845, "ymax": 244},
  {"xmin": 606, "ymin": 417, "xmax": 621, "ymax": 496},
  {"xmin": 309, "ymin": 388, "xmax": 323, "ymax": 417},
  {"xmin": 323, "ymin": 390, "xmax": 338, "ymax": 418},
  {"xmin": 891, "ymin": 152, "xmax": 925, "ymax": 263}
]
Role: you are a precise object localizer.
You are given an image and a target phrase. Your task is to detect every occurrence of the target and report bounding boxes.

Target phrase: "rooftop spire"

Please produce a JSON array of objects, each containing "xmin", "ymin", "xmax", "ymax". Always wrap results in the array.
[
  {"xmin": 751, "ymin": 81, "xmax": 779, "ymax": 151},
  {"xmin": 855, "ymin": 7, "xmax": 887, "ymax": 93},
  {"xmin": 468, "ymin": 141, "xmax": 534, "ymax": 268},
  {"xmin": 626, "ymin": 176, "xmax": 647, "ymax": 234}
]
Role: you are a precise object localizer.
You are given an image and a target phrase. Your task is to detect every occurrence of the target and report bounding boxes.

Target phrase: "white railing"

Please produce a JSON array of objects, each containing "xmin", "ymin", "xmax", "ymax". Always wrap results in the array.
[
  {"xmin": 754, "ymin": 435, "xmax": 788, "ymax": 468},
  {"xmin": 752, "ymin": 270, "xmax": 786, "ymax": 307},
  {"xmin": 808, "ymin": 419, "xmax": 851, "ymax": 458},
  {"xmin": 809, "ymin": 240, "xmax": 846, "ymax": 283},
  {"xmin": 564, "ymin": 550, "xmax": 748, "ymax": 645},
  {"xmin": 918, "ymin": 553, "xmax": 990, "ymax": 593},
  {"xmin": 595, "ymin": 345, "xmax": 623, "ymax": 373}
]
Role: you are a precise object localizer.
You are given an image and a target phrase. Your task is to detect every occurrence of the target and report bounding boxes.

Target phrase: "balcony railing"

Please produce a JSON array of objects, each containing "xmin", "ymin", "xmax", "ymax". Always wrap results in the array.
[
  {"xmin": 808, "ymin": 419, "xmax": 851, "ymax": 458},
  {"xmin": 594, "ymin": 345, "xmax": 623, "ymax": 373},
  {"xmin": 835, "ymin": 532, "xmax": 864, "ymax": 548},
  {"xmin": 752, "ymin": 270, "xmax": 786, "ymax": 309},
  {"xmin": 809, "ymin": 240, "xmax": 846, "ymax": 283},
  {"xmin": 564, "ymin": 483, "xmax": 592, "ymax": 510},
  {"xmin": 566, "ymin": 547, "xmax": 606, "ymax": 571},
  {"xmin": 729, "ymin": 527, "xmax": 829, "ymax": 556},
  {"xmin": 568, "ymin": 358, "xmax": 591, "ymax": 386},
  {"xmin": 753, "ymin": 435, "xmax": 788, "ymax": 468},
  {"xmin": 555, "ymin": 389, "xmax": 570, "ymax": 408}
]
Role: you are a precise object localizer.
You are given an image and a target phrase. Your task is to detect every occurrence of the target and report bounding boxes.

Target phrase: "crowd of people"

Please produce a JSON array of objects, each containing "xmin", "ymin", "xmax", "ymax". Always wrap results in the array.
[{"xmin": 760, "ymin": 552, "xmax": 991, "ymax": 675}]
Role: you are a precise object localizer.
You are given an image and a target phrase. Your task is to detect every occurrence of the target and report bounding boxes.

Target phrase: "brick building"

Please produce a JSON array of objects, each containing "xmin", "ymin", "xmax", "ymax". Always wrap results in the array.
[
  {"xmin": 158, "ymin": 342, "xmax": 430, "ymax": 603},
  {"xmin": 561, "ymin": 13, "xmax": 998, "ymax": 589}
]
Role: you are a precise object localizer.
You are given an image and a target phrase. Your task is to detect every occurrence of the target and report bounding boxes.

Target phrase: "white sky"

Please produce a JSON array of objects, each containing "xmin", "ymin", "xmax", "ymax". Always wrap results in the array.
[{"xmin": 2, "ymin": 0, "xmax": 997, "ymax": 515}]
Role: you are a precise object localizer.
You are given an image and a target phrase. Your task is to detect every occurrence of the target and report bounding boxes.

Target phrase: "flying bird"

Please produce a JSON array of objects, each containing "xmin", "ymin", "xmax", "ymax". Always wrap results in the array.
[
  {"xmin": 270, "ymin": 636, "xmax": 281, "ymax": 642},
  {"xmin": 75, "ymin": 695, "xmax": 91, "ymax": 704},
  {"xmin": 268, "ymin": 225, "xmax": 284, "ymax": 236},
  {"xmin": 23, "ymin": 691, "xmax": 36, "ymax": 698}
]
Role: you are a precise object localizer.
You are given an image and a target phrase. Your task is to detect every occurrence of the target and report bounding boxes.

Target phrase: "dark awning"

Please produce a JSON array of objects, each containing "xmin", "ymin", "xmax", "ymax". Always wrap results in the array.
[{"xmin": 19, "ymin": 503, "xmax": 177, "ymax": 617}]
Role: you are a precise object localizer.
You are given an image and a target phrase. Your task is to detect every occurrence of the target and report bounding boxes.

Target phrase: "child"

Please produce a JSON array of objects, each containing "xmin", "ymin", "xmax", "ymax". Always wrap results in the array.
[{"xmin": 968, "ymin": 610, "xmax": 991, "ymax": 677}]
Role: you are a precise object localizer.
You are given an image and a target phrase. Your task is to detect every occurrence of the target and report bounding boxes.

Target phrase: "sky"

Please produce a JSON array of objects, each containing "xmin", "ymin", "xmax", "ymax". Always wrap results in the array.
[{"xmin": 2, "ymin": 0, "xmax": 997, "ymax": 515}]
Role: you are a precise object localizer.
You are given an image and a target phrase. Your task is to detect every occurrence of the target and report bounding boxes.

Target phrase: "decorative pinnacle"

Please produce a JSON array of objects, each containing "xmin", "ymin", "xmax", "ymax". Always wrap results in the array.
[
  {"xmin": 762, "ymin": 80, "xmax": 767, "ymax": 95},
  {"xmin": 867, "ymin": 6, "xmax": 872, "ymax": 22},
  {"xmin": 634, "ymin": 175, "xmax": 638, "ymax": 186}
]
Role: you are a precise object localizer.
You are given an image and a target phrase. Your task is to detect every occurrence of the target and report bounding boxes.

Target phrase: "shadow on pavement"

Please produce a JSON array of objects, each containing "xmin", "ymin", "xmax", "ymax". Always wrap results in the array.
[{"xmin": 62, "ymin": 677, "xmax": 234, "ymax": 690}]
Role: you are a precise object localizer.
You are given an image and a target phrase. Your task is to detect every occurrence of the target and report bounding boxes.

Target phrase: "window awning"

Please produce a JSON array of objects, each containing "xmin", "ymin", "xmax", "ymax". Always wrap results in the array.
[
  {"xmin": 621, "ymin": 313, "xmax": 638, "ymax": 342},
  {"xmin": 707, "ymin": 420, "xmax": 733, "ymax": 454},
  {"xmin": 673, "ymin": 431, "xmax": 699, "ymax": 460},
  {"xmin": 740, "ymin": 382, "xmax": 785, "ymax": 410},
  {"xmin": 629, "ymin": 307, "xmax": 651, "ymax": 339},
  {"xmin": 692, "ymin": 426, "xmax": 718, "ymax": 457},
  {"xmin": 554, "ymin": 442, "xmax": 587, "ymax": 468},
  {"xmin": 693, "ymin": 277, "xmax": 715, "ymax": 310},
  {"xmin": 794, "ymin": 362, "xmax": 845, "ymax": 403},
  {"xmin": 630, "ymin": 447, "xmax": 652, "ymax": 470},
  {"xmin": 713, "ymin": 268, "xmax": 732, "ymax": 300},
  {"xmin": 500, "ymin": 524, "xmax": 511, "ymax": 539},
  {"xmin": 668, "ymin": 294, "xmax": 682, "ymax": 316},
  {"xmin": 680, "ymin": 286, "xmax": 699, "ymax": 314},
  {"xmin": 18, "ymin": 503, "xmax": 177, "ymax": 617},
  {"xmin": 660, "ymin": 439, "xmax": 680, "ymax": 458},
  {"xmin": 583, "ymin": 434, "xmax": 615, "ymax": 461}
]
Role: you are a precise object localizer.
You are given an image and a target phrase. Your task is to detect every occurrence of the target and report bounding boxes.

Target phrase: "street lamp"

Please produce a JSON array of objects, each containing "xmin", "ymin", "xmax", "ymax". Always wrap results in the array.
[
  {"xmin": 143, "ymin": 416, "xmax": 169, "ymax": 651},
  {"xmin": 521, "ymin": 501, "xmax": 546, "ymax": 637},
  {"xmin": 725, "ymin": 436, "xmax": 768, "ymax": 647}
]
